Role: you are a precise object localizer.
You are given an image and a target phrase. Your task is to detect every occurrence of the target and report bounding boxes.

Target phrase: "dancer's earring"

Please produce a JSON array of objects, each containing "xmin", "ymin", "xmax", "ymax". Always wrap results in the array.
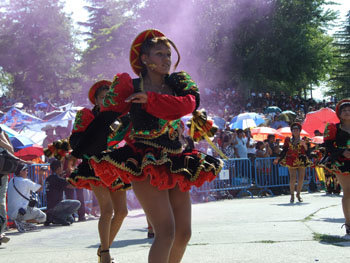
[{"xmin": 148, "ymin": 63, "xmax": 157, "ymax": 70}]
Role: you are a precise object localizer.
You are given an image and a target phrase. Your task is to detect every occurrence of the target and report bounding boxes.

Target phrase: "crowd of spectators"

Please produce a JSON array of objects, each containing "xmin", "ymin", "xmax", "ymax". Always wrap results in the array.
[{"xmin": 201, "ymin": 89, "xmax": 337, "ymax": 122}]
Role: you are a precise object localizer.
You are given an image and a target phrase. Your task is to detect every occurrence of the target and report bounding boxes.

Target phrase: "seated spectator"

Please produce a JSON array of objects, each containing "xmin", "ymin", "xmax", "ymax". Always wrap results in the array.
[
  {"xmin": 44, "ymin": 160, "xmax": 80, "ymax": 226},
  {"xmin": 7, "ymin": 165, "xmax": 46, "ymax": 233},
  {"xmin": 63, "ymin": 155, "xmax": 86, "ymax": 222}
]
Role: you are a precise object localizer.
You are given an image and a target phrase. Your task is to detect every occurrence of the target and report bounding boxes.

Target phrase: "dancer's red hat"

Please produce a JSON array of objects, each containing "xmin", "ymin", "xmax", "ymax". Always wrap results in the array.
[
  {"xmin": 88, "ymin": 80, "xmax": 112, "ymax": 104},
  {"xmin": 130, "ymin": 29, "xmax": 165, "ymax": 75}
]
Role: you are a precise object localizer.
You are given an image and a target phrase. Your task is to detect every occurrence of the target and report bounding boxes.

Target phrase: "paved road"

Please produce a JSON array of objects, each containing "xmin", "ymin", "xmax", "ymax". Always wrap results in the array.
[{"xmin": 1, "ymin": 192, "xmax": 349, "ymax": 263}]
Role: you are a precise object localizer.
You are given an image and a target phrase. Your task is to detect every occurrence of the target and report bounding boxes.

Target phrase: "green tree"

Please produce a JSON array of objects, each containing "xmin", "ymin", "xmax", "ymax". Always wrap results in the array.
[
  {"xmin": 195, "ymin": 0, "xmax": 337, "ymax": 98},
  {"xmin": 0, "ymin": 0, "xmax": 78, "ymax": 100},
  {"xmin": 330, "ymin": 11, "xmax": 350, "ymax": 99},
  {"xmin": 78, "ymin": 0, "xmax": 138, "ymax": 86}
]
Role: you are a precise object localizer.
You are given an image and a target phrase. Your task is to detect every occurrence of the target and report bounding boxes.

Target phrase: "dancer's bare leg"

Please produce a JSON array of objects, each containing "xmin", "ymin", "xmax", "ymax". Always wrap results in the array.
[
  {"xmin": 289, "ymin": 168, "xmax": 297, "ymax": 201},
  {"xmin": 336, "ymin": 174, "xmax": 350, "ymax": 224},
  {"xmin": 168, "ymin": 186, "xmax": 191, "ymax": 263},
  {"xmin": 296, "ymin": 168, "xmax": 306, "ymax": 200},
  {"xmin": 91, "ymin": 185, "xmax": 113, "ymax": 263},
  {"xmin": 132, "ymin": 178, "xmax": 175, "ymax": 263},
  {"xmin": 108, "ymin": 190, "xmax": 128, "ymax": 246}
]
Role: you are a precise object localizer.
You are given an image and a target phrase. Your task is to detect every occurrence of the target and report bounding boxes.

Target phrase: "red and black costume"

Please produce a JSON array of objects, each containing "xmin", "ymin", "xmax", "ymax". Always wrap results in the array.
[
  {"xmin": 70, "ymin": 72, "xmax": 223, "ymax": 192},
  {"xmin": 278, "ymin": 136, "xmax": 312, "ymax": 168},
  {"xmin": 68, "ymin": 102, "xmax": 131, "ymax": 191},
  {"xmin": 322, "ymin": 122, "xmax": 350, "ymax": 176}
]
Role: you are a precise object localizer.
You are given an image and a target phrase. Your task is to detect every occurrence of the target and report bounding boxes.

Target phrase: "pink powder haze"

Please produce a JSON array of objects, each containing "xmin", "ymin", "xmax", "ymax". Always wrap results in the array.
[{"xmin": 124, "ymin": 0, "xmax": 275, "ymax": 94}]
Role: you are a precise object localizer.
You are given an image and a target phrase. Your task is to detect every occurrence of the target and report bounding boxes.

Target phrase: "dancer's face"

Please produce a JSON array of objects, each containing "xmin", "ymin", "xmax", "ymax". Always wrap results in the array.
[
  {"xmin": 142, "ymin": 43, "xmax": 171, "ymax": 75},
  {"xmin": 340, "ymin": 105, "xmax": 350, "ymax": 122},
  {"xmin": 96, "ymin": 89, "xmax": 108, "ymax": 108},
  {"xmin": 291, "ymin": 127, "xmax": 300, "ymax": 137}
]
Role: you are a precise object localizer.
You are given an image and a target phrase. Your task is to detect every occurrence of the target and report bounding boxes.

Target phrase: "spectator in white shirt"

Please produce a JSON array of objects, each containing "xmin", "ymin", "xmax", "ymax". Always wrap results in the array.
[{"xmin": 7, "ymin": 164, "xmax": 46, "ymax": 232}]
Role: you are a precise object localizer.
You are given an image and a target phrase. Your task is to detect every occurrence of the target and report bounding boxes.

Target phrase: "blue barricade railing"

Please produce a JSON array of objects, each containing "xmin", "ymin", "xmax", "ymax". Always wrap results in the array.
[
  {"xmin": 195, "ymin": 158, "xmax": 253, "ymax": 198},
  {"xmin": 8, "ymin": 160, "xmax": 318, "ymax": 210},
  {"xmin": 27, "ymin": 164, "xmax": 50, "ymax": 209},
  {"xmin": 254, "ymin": 157, "xmax": 315, "ymax": 197}
]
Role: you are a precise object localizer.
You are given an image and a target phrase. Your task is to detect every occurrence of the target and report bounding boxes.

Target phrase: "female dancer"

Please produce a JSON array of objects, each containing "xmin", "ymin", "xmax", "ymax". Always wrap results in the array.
[
  {"xmin": 70, "ymin": 29, "xmax": 222, "ymax": 263},
  {"xmin": 69, "ymin": 80, "xmax": 131, "ymax": 263},
  {"xmin": 322, "ymin": 99, "xmax": 350, "ymax": 235},
  {"xmin": 274, "ymin": 122, "xmax": 312, "ymax": 203}
]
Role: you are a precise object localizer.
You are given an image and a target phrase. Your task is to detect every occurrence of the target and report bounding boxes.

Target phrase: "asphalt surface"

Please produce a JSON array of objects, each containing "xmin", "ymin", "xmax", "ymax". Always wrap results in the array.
[{"xmin": 1, "ymin": 192, "xmax": 349, "ymax": 263}]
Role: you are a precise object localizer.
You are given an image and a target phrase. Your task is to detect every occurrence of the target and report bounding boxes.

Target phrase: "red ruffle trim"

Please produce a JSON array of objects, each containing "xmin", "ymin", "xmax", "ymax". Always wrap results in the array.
[
  {"xmin": 67, "ymin": 177, "xmax": 125, "ymax": 192},
  {"xmin": 90, "ymin": 160, "xmax": 217, "ymax": 192},
  {"xmin": 322, "ymin": 166, "xmax": 350, "ymax": 177}
]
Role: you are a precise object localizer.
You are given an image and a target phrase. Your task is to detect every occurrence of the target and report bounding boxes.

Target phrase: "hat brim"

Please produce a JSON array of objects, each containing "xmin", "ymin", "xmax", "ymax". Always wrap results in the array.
[
  {"xmin": 130, "ymin": 29, "xmax": 165, "ymax": 76},
  {"xmin": 88, "ymin": 80, "xmax": 112, "ymax": 104}
]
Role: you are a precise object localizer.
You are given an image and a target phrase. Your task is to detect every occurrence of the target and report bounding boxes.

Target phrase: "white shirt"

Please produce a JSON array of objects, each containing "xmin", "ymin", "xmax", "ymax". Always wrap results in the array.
[
  {"xmin": 7, "ymin": 176, "xmax": 41, "ymax": 220},
  {"xmin": 235, "ymin": 137, "xmax": 248, "ymax": 158},
  {"xmin": 246, "ymin": 138, "xmax": 256, "ymax": 155}
]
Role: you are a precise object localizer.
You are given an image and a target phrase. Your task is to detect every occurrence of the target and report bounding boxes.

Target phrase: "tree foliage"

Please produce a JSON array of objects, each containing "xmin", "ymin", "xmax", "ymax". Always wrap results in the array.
[
  {"xmin": 193, "ymin": 0, "xmax": 336, "ymax": 97},
  {"xmin": 330, "ymin": 11, "xmax": 350, "ymax": 99},
  {"xmin": 0, "ymin": 0, "xmax": 78, "ymax": 100},
  {"xmin": 0, "ymin": 0, "xmax": 342, "ymax": 103},
  {"xmin": 78, "ymin": 0, "xmax": 138, "ymax": 87}
]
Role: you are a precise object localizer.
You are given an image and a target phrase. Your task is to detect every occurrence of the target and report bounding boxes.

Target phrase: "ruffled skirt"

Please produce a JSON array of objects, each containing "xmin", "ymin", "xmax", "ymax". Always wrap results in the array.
[
  {"xmin": 322, "ymin": 158, "xmax": 350, "ymax": 177},
  {"xmin": 279, "ymin": 154, "xmax": 313, "ymax": 169},
  {"xmin": 67, "ymin": 159, "xmax": 131, "ymax": 191},
  {"xmin": 89, "ymin": 143, "xmax": 223, "ymax": 192}
]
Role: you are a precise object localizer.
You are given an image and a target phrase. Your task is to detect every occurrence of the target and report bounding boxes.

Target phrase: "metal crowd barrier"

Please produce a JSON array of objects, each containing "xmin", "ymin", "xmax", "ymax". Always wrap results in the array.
[
  {"xmin": 8, "ymin": 160, "xmax": 318, "ymax": 210},
  {"xmin": 27, "ymin": 164, "xmax": 50, "ymax": 210},
  {"xmin": 195, "ymin": 158, "xmax": 253, "ymax": 198},
  {"xmin": 254, "ymin": 157, "xmax": 315, "ymax": 197}
]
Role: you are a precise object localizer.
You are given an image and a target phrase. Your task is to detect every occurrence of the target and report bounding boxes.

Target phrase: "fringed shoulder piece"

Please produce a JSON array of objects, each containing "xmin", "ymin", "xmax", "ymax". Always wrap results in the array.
[
  {"xmin": 165, "ymin": 71, "xmax": 200, "ymax": 110},
  {"xmin": 72, "ymin": 108, "xmax": 95, "ymax": 134},
  {"xmin": 101, "ymin": 73, "xmax": 134, "ymax": 114},
  {"xmin": 323, "ymin": 123, "xmax": 337, "ymax": 141}
]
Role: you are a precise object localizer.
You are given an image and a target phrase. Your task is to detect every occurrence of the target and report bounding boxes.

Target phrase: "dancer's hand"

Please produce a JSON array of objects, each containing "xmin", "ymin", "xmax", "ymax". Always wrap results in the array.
[
  {"xmin": 125, "ymin": 92, "xmax": 148, "ymax": 103},
  {"xmin": 273, "ymin": 158, "xmax": 279, "ymax": 165}
]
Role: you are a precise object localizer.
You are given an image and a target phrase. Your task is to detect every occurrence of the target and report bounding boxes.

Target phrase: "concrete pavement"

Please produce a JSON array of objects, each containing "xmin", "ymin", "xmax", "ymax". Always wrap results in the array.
[{"xmin": 1, "ymin": 192, "xmax": 349, "ymax": 263}]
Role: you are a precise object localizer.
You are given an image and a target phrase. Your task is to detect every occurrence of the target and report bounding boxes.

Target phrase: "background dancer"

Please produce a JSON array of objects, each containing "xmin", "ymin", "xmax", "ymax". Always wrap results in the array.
[
  {"xmin": 69, "ymin": 80, "xmax": 130, "ymax": 263},
  {"xmin": 274, "ymin": 122, "xmax": 312, "ymax": 203},
  {"xmin": 70, "ymin": 29, "xmax": 222, "ymax": 263},
  {"xmin": 322, "ymin": 99, "xmax": 350, "ymax": 235}
]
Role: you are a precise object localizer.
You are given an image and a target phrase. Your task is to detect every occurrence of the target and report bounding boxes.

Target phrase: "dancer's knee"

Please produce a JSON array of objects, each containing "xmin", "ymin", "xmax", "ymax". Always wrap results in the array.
[
  {"xmin": 175, "ymin": 226, "xmax": 192, "ymax": 245},
  {"xmin": 113, "ymin": 207, "xmax": 128, "ymax": 221},
  {"xmin": 100, "ymin": 206, "xmax": 113, "ymax": 220},
  {"xmin": 156, "ymin": 222, "xmax": 176, "ymax": 243}
]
